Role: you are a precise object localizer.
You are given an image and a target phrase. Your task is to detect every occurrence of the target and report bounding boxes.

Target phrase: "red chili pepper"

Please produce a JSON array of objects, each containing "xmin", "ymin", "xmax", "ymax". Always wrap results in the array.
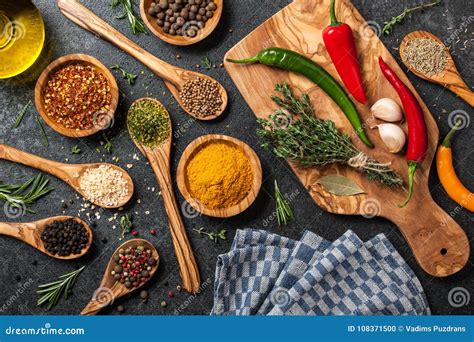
[
  {"xmin": 322, "ymin": 0, "xmax": 367, "ymax": 104},
  {"xmin": 378, "ymin": 57, "xmax": 428, "ymax": 207}
]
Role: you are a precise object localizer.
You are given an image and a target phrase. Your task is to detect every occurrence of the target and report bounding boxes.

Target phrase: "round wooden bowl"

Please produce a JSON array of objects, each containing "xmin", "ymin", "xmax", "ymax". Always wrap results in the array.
[
  {"xmin": 34, "ymin": 54, "xmax": 119, "ymax": 138},
  {"xmin": 140, "ymin": 0, "xmax": 223, "ymax": 46},
  {"xmin": 177, "ymin": 134, "xmax": 262, "ymax": 218}
]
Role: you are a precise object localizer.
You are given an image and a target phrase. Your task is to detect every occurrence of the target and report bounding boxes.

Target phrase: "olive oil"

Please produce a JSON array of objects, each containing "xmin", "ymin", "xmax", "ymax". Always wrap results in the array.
[{"xmin": 0, "ymin": 0, "xmax": 45, "ymax": 79}]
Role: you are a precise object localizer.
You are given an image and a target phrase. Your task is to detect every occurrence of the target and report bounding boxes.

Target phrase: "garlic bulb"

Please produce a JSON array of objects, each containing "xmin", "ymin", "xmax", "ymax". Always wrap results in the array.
[
  {"xmin": 374, "ymin": 124, "xmax": 406, "ymax": 153},
  {"xmin": 371, "ymin": 98, "xmax": 403, "ymax": 122}
]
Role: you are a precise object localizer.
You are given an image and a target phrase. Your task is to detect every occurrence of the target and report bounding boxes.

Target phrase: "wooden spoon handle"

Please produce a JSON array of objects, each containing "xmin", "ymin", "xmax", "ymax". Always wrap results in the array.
[
  {"xmin": 388, "ymin": 198, "xmax": 470, "ymax": 277},
  {"xmin": 446, "ymin": 82, "xmax": 474, "ymax": 107},
  {"xmin": 56, "ymin": 0, "xmax": 177, "ymax": 81},
  {"xmin": 147, "ymin": 149, "xmax": 201, "ymax": 294},
  {"xmin": 0, "ymin": 143, "xmax": 70, "ymax": 180},
  {"xmin": 0, "ymin": 222, "xmax": 32, "ymax": 239}
]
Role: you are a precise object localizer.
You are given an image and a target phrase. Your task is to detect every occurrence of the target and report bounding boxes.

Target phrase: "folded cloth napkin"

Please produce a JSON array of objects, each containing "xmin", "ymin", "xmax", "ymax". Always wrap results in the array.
[{"xmin": 212, "ymin": 229, "xmax": 429, "ymax": 316}]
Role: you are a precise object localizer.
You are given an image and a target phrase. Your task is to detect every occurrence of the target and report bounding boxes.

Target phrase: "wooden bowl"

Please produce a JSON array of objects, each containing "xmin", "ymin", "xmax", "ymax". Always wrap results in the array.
[
  {"xmin": 177, "ymin": 134, "xmax": 262, "ymax": 218},
  {"xmin": 140, "ymin": 0, "xmax": 223, "ymax": 46},
  {"xmin": 34, "ymin": 54, "xmax": 119, "ymax": 138}
]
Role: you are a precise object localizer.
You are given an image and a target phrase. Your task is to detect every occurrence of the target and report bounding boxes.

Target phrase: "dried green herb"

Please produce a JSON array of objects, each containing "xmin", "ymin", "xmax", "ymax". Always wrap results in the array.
[
  {"xmin": 193, "ymin": 227, "xmax": 227, "ymax": 243},
  {"xmin": 102, "ymin": 132, "xmax": 113, "ymax": 154},
  {"xmin": 275, "ymin": 180, "xmax": 294, "ymax": 225},
  {"xmin": 383, "ymin": 0, "xmax": 442, "ymax": 34},
  {"xmin": 37, "ymin": 266, "xmax": 85, "ymax": 310},
  {"xmin": 316, "ymin": 175, "xmax": 365, "ymax": 196},
  {"xmin": 257, "ymin": 83, "xmax": 403, "ymax": 187},
  {"xmin": 0, "ymin": 174, "xmax": 53, "ymax": 214},
  {"xmin": 201, "ymin": 57, "xmax": 213, "ymax": 70},
  {"xmin": 128, "ymin": 99, "xmax": 170, "ymax": 148},
  {"xmin": 111, "ymin": 64, "xmax": 138, "ymax": 85},
  {"xmin": 71, "ymin": 145, "xmax": 81, "ymax": 154},
  {"xmin": 35, "ymin": 116, "xmax": 49, "ymax": 147},
  {"xmin": 120, "ymin": 213, "xmax": 133, "ymax": 238},
  {"xmin": 111, "ymin": 0, "xmax": 147, "ymax": 35},
  {"xmin": 13, "ymin": 100, "xmax": 31, "ymax": 128}
]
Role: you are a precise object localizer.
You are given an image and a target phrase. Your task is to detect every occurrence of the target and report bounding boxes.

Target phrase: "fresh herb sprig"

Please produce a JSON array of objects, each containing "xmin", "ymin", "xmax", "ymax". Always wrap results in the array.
[
  {"xmin": 102, "ymin": 132, "xmax": 113, "ymax": 154},
  {"xmin": 257, "ymin": 83, "xmax": 403, "ymax": 187},
  {"xmin": 35, "ymin": 116, "xmax": 49, "ymax": 147},
  {"xmin": 111, "ymin": 0, "xmax": 147, "ymax": 35},
  {"xmin": 193, "ymin": 227, "xmax": 227, "ymax": 243},
  {"xmin": 111, "ymin": 64, "xmax": 138, "ymax": 85},
  {"xmin": 201, "ymin": 57, "xmax": 213, "ymax": 70},
  {"xmin": 383, "ymin": 0, "xmax": 442, "ymax": 34},
  {"xmin": 0, "ymin": 174, "xmax": 53, "ymax": 214},
  {"xmin": 120, "ymin": 213, "xmax": 133, "ymax": 238},
  {"xmin": 13, "ymin": 100, "xmax": 31, "ymax": 128},
  {"xmin": 37, "ymin": 266, "xmax": 85, "ymax": 310},
  {"xmin": 275, "ymin": 180, "xmax": 294, "ymax": 225},
  {"xmin": 71, "ymin": 145, "xmax": 81, "ymax": 154}
]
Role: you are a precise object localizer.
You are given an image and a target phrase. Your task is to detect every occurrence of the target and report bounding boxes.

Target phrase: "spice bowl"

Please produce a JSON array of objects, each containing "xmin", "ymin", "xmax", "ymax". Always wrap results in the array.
[
  {"xmin": 177, "ymin": 134, "xmax": 262, "ymax": 218},
  {"xmin": 140, "ymin": 0, "xmax": 223, "ymax": 46},
  {"xmin": 34, "ymin": 54, "xmax": 119, "ymax": 138}
]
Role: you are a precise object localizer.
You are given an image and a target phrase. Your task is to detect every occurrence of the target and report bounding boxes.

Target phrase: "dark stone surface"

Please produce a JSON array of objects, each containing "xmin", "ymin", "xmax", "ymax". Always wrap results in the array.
[{"xmin": 0, "ymin": 0, "xmax": 472, "ymax": 315}]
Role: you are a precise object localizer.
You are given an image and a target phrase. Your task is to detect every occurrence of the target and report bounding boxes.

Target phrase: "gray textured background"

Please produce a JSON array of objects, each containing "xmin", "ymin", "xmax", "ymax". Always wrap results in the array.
[{"xmin": 0, "ymin": 0, "xmax": 472, "ymax": 315}]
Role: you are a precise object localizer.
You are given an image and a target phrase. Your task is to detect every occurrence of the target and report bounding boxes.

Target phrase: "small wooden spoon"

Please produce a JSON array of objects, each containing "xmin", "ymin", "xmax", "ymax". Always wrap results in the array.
[
  {"xmin": 57, "ymin": 0, "xmax": 228, "ymax": 120},
  {"xmin": 127, "ymin": 98, "xmax": 201, "ymax": 294},
  {"xmin": 0, "ymin": 216, "xmax": 92, "ymax": 260},
  {"xmin": 81, "ymin": 239, "xmax": 159, "ymax": 315},
  {"xmin": 400, "ymin": 31, "xmax": 474, "ymax": 107},
  {"xmin": 0, "ymin": 143, "xmax": 134, "ymax": 209}
]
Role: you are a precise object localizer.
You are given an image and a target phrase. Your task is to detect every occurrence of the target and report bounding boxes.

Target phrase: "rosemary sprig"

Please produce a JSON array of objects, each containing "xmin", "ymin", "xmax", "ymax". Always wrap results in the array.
[
  {"xmin": 35, "ymin": 116, "xmax": 49, "ymax": 147},
  {"xmin": 111, "ymin": 0, "xmax": 147, "ymax": 35},
  {"xmin": 37, "ymin": 266, "xmax": 85, "ymax": 310},
  {"xmin": 13, "ymin": 100, "xmax": 31, "ymax": 128},
  {"xmin": 383, "ymin": 0, "xmax": 442, "ymax": 34},
  {"xmin": 275, "ymin": 180, "xmax": 294, "ymax": 225},
  {"xmin": 257, "ymin": 83, "xmax": 403, "ymax": 187},
  {"xmin": 120, "ymin": 213, "xmax": 133, "ymax": 238},
  {"xmin": 201, "ymin": 57, "xmax": 213, "ymax": 70},
  {"xmin": 71, "ymin": 145, "xmax": 81, "ymax": 154},
  {"xmin": 193, "ymin": 227, "xmax": 227, "ymax": 243},
  {"xmin": 111, "ymin": 64, "xmax": 138, "ymax": 85},
  {"xmin": 0, "ymin": 174, "xmax": 53, "ymax": 213}
]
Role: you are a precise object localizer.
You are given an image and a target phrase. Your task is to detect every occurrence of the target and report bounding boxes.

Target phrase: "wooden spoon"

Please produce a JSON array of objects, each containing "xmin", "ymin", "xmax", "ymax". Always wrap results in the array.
[
  {"xmin": 56, "ymin": 0, "xmax": 228, "ymax": 121},
  {"xmin": 0, "ymin": 143, "xmax": 134, "ymax": 209},
  {"xmin": 400, "ymin": 31, "xmax": 474, "ymax": 107},
  {"xmin": 0, "ymin": 216, "xmax": 92, "ymax": 260},
  {"xmin": 127, "ymin": 98, "xmax": 201, "ymax": 294},
  {"xmin": 81, "ymin": 239, "xmax": 159, "ymax": 315}
]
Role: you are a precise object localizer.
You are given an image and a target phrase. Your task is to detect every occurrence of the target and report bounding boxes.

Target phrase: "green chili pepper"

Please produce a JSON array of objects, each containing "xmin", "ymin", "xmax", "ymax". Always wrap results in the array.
[{"xmin": 227, "ymin": 48, "xmax": 373, "ymax": 147}]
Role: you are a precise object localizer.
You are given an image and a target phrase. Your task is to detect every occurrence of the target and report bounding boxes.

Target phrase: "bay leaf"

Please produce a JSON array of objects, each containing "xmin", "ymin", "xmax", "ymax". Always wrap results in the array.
[{"xmin": 316, "ymin": 175, "xmax": 365, "ymax": 196}]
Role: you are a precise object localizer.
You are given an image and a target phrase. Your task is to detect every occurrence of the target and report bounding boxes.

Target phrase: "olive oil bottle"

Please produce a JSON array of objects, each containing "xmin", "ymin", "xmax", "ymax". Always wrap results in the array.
[{"xmin": 0, "ymin": 0, "xmax": 45, "ymax": 79}]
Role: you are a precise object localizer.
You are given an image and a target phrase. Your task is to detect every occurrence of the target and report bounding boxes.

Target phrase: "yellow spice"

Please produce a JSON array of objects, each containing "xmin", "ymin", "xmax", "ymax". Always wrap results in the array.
[{"xmin": 185, "ymin": 142, "xmax": 253, "ymax": 210}]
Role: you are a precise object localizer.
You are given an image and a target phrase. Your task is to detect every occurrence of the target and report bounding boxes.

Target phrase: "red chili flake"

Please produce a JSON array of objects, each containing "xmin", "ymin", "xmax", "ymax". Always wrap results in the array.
[{"xmin": 168, "ymin": 291, "xmax": 174, "ymax": 298}]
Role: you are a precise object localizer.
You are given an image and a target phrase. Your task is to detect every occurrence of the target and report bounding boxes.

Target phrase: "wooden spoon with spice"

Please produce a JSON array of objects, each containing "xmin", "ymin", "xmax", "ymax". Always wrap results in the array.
[
  {"xmin": 0, "ymin": 216, "xmax": 92, "ymax": 260},
  {"xmin": 56, "ymin": 0, "xmax": 228, "ymax": 120},
  {"xmin": 127, "ymin": 98, "xmax": 201, "ymax": 294},
  {"xmin": 81, "ymin": 239, "xmax": 159, "ymax": 315},
  {"xmin": 400, "ymin": 31, "xmax": 474, "ymax": 107},
  {"xmin": 0, "ymin": 143, "xmax": 134, "ymax": 209}
]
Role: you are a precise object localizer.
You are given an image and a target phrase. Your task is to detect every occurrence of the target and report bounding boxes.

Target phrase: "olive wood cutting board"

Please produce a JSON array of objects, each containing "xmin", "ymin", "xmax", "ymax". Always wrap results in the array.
[{"xmin": 224, "ymin": 0, "xmax": 469, "ymax": 277}]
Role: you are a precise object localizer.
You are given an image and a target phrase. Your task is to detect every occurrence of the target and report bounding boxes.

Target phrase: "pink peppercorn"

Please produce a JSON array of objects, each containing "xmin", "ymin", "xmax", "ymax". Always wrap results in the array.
[
  {"xmin": 131, "ymin": 230, "xmax": 139, "ymax": 236},
  {"xmin": 149, "ymin": 229, "xmax": 156, "ymax": 235},
  {"xmin": 168, "ymin": 291, "xmax": 174, "ymax": 298}
]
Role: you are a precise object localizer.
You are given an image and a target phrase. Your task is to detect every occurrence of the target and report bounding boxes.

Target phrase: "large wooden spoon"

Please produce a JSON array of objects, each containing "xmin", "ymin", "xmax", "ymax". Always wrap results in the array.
[
  {"xmin": 400, "ymin": 31, "xmax": 473, "ymax": 107},
  {"xmin": 81, "ymin": 238, "xmax": 159, "ymax": 315},
  {"xmin": 0, "ymin": 143, "xmax": 134, "ymax": 209},
  {"xmin": 56, "ymin": 0, "xmax": 228, "ymax": 120},
  {"xmin": 0, "ymin": 216, "xmax": 92, "ymax": 260},
  {"xmin": 127, "ymin": 98, "xmax": 201, "ymax": 294}
]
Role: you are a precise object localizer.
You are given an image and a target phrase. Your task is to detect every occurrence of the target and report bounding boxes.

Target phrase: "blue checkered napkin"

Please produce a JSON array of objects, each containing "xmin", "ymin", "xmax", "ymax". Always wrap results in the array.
[
  {"xmin": 266, "ymin": 231, "xmax": 421, "ymax": 316},
  {"xmin": 212, "ymin": 229, "xmax": 296, "ymax": 315}
]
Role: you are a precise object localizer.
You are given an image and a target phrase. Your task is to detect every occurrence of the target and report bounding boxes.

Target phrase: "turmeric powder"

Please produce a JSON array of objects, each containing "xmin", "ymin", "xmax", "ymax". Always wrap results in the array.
[{"xmin": 185, "ymin": 141, "xmax": 253, "ymax": 209}]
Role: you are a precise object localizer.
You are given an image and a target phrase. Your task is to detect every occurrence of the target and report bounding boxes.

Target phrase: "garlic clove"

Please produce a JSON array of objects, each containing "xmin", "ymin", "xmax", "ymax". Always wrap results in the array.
[
  {"xmin": 371, "ymin": 98, "xmax": 403, "ymax": 122},
  {"xmin": 374, "ymin": 123, "xmax": 406, "ymax": 153}
]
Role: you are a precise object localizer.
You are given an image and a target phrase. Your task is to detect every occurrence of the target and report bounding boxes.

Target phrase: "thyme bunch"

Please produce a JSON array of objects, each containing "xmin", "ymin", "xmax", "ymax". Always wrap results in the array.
[
  {"xmin": 382, "ymin": 0, "xmax": 442, "ymax": 34},
  {"xmin": 193, "ymin": 228, "xmax": 227, "ymax": 243},
  {"xmin": 257, "ymin": 83, "xmax": 403, "ymax": 187}
]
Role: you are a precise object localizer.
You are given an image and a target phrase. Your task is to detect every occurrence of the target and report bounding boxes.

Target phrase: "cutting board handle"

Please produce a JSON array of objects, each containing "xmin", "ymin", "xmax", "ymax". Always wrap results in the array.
[{"xmin": 388, "ymin": 197, "xmax": 469, "ymax": 277}]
